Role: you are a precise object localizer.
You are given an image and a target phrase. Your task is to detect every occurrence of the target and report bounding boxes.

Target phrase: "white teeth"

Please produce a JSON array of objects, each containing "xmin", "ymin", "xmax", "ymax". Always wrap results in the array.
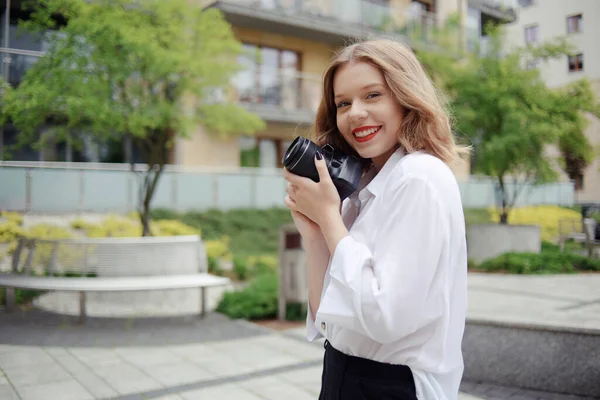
[{"xmin": 354, "ymin": 127, "xmax": 380, "ymax": 137}]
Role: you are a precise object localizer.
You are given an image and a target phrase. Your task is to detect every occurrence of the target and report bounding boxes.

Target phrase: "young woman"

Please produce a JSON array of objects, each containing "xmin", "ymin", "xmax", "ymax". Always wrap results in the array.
[{"xmin": 283, "ymin": 39, "xmax": 470, "ymax": 400}]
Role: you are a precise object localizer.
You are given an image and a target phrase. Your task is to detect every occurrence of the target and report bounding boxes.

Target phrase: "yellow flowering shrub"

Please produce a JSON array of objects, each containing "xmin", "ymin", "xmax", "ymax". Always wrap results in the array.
[
  {"xmin": 152, "ymin": 219, "xmax": 200, "ymax": 236},
  {"xmin": 0, "ymin": 211, "xmax": 24, "ymax": 226},
  {"xmin": 205, "ymin": 236, "xmax": 232, "ymax": 261},
  {"xmin": 81, "ymin": 215, "xmax": 142, "ymax": 237},
  {"xmin": 489, "ymin": 206, "xmax": 581, "ymax": 242},
  {"xmin": 71, "ymin": 215, "xmax": 200, "ymax": 237}
]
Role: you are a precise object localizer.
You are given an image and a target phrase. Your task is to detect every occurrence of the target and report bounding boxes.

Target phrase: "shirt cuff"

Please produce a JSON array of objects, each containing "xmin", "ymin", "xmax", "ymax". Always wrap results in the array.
[
  {"xmin": 305, "ymin": 304, "xmax": 324, "ymax": 342},
  {"xmin": 315, "ymin": 235, "xmax": 369, "ymax": 333}
]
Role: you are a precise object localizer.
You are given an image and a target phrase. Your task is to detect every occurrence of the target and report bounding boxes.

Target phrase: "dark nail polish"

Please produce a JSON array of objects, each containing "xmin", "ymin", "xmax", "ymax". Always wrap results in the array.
[{"xmin": 316, "ymin": 152, "xmax": 322, "ymax": 160}]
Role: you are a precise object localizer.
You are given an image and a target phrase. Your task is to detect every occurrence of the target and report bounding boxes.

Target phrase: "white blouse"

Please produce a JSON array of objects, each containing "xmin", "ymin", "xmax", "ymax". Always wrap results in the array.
[{"xmin": 306, "ymin": 149, "xmax": 468, "ymax": 400}]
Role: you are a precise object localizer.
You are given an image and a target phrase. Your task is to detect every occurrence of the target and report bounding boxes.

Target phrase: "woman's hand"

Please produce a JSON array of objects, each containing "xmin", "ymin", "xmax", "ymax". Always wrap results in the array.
[
  {"xmin": 283, "ymin": 153, "xmax": 341, "ymax": 228},
  {"xmin": 284, "ymin": 179, "xmax": 322, "ymax": 241}
]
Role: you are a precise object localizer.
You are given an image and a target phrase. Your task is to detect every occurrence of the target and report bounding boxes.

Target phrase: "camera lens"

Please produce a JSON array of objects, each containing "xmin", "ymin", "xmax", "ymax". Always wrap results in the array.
[
  {"xmin": 282, "ymin": 136, "xmax": 363, "ymax": 201},
  {"xmin": 282, "ymin": 137, "xmax": 320, "ymax": 182}
]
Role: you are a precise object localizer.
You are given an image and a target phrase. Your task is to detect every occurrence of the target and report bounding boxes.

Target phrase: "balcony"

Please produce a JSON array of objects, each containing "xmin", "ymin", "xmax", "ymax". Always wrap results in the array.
[
  {"xmin": 231, "ymin": 69, "xmax": 322, "ymax": 125},
  {"xmin": 209, "ymin": 0, "xmax": 440, "ymax": 47},
  {"xmin": 468, "ymin": 0, "xmax": 517, "ymax": 23}
]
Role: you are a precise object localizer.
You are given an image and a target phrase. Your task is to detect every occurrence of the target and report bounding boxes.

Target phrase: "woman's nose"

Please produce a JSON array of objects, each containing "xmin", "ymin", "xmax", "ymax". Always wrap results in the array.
[{"xmin": 349, "ymin": 102, "xmax": 368, "ymax": 122}]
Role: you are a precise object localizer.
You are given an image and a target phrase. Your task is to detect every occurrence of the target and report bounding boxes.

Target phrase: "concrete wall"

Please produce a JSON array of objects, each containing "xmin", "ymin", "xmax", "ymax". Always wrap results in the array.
[
  {"xmin": 467, "ymin": 224, "xmax": 541, "ymax": 263},
  {"xmin": 464, "ymin": 322, "xmax": 600, "ymax": 398}
]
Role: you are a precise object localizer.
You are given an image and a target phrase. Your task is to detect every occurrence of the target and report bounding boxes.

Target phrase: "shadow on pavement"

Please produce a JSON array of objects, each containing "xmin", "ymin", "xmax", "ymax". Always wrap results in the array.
[{"xmin": 0, "ymin": 307, "xmax": 265, "ymax": 347}]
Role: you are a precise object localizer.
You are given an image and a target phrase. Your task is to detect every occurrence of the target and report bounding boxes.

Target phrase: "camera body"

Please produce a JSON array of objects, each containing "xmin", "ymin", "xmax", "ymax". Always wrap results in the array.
[{"xmin": 282, "ymin": 136, "xmax": 362, "ymax": 200}]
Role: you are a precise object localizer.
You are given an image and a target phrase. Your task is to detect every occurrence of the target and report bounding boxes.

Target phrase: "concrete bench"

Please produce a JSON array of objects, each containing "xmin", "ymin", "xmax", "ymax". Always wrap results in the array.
[{"xmin": 0, "ymin": 235, "xmax": 231, "ymax": 323}]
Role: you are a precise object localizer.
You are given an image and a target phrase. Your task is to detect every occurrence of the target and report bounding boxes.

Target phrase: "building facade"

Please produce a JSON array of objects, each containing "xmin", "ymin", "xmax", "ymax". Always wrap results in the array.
[
  {"xmin": 177, "ymin": 0, "xmax": 516, "ymax": 180},
  {"xmin": 0, "ymin": 0, "xmax": 518, "ymax": 182},
  {"xmin": 504, "ymin": 0, "xmax": 600, "ymax": 202}
]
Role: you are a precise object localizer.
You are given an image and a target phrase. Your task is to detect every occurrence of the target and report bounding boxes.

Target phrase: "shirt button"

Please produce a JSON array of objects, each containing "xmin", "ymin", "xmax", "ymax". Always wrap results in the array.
[{"xmin": 320, "ymin": 322, "xmax": 326, "ymax": 331}]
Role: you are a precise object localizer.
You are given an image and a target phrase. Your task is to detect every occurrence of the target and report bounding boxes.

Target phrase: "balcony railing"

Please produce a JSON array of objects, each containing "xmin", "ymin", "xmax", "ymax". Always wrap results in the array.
[
  {"xmin": 213, "ymin": 0, "xmax": 442, "ymax": 44},
  {"xmin": 468, "ymin": 0, "xmax": 517, "ymax": 22},
  {"xmin": 230, "ymin": 68, "xmax": 322, "ymax": 124}
]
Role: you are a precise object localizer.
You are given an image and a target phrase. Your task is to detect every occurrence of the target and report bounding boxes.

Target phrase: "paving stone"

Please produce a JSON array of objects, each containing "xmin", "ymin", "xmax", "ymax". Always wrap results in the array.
[
  {"xmin": 169, "ymin": 343, "xmax": 224, "ymax": 361},
  {"xmin": 0, "ymin": 384, "xmax": 20, "ymax": 400},
  {"xmin": 239, "ymin": 334, "xmax": 325, "ymax": 361},
  {"xmin": 0, "ymin": 345, "xmax": 16, "ymax": 353},
  {"xmin": 3, "ymin": 361, "xmax": 73, "ymax": 387},
  {"xmin": 15, "ymin": 379, "xmax": 94, "ymax": 400},
  {"xmin": 240, "ymin": 376, "xmax": 315, "ymax": 400},
  {"xmin": 68, "ymin": 348, "xmax": 123, "ymax": 368},
  {"xmin": 180, "ymin": 383, "xmax": 266, "ymax": 400},
  {"xmin": 140, "ymin": 361, "xmax": 215, "ymax": 386},
  {"xmin": 45, "ymin": 347, "xmax": 70, "ymax": 358},
  {"xmin": 211, "ymin": 336, "xmax": 304, "ymax": 370},
  {"xmin": 115, "ymin": 347, "xmax": 186, "ymax": 368},
  {"xmin": 275, "ymin": 366, "xmax": 322, "ymax": 396},
  {"xmin": 187, "ymin": 353, "xmax": 259, "ymax": 378},
  {"xmin": 154, "ymin": 395, "xmax": 185, "ymax": 400},
  {"xmin": 91, "ymin": 361, "xmax": 162, "ymax": 395},
  {"xmin": 0, "ymin": 347, "xmax": 55, "ymax": 370},
  {"xmin": 71, "ymin": 372, "xmax": 118, "ymax": 399}
]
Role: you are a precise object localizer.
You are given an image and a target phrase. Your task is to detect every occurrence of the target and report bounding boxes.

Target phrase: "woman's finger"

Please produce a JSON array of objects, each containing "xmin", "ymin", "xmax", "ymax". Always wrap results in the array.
[
  {"xmin": 284, "ymin": 195, "xmax": 297, "ymax": 210},
  {"xmin": 283, "ymin": 168, "xmax": 309, "ymax": 186},
  {"xmin": 289, "ymin": 182, "xmax": 300, "ymax": 194}
]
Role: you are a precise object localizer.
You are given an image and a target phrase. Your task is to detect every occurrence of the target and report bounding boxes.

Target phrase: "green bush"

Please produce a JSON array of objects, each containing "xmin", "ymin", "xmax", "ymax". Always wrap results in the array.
[
  {"xmin": 233, "ymin": 256, "xmax": 250, "ymax": 281},
  {"xmin": 473, "ymin": 251, "xmax": 600, "ymax": 274},
  {"xmin": 216, "ymin": 270, "xmax": 278, "ymax": 320}
]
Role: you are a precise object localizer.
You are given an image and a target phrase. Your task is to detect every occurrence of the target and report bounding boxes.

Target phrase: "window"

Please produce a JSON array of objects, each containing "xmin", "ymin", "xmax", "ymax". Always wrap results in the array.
[
  {"xmin": 567, "ymin": 14, "xmax": 583, "ymax": 34},
  {"xmin": 233, "ymin": 43, "xmax": 300, "ymax": 108},
  {"xmin": 525, "ymin": 60, "xmax": 539, "ymax": 70},
  {"xmin": 524, "ymin": 25, "xmax": 539, "ymax": 44},
  {"xmin": 568, "ymin": 53, "xmax": 583, "ymax": 72},
  {"xmin": 518, "ymin": 0, "xmax": 534, "ymax": 7}
]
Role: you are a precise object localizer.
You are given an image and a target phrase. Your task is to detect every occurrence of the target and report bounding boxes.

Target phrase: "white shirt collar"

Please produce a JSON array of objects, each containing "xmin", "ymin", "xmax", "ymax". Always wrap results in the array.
[{"xmin": 349, "ymin": 147, "xmax": 406, "ymax": 204}]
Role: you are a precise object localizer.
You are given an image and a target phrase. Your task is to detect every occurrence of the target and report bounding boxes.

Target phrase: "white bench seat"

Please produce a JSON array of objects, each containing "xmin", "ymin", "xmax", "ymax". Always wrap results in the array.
[{"xmin": 0, "ymin": 273, "xmax": 231, "ymax": 324}]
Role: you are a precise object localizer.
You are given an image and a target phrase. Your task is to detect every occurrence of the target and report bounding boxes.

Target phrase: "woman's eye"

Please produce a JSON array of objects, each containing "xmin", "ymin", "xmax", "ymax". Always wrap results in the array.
[
  {"xmin": 336, "ymin": 101, "xmax": 349, "ymax": 108},
  {"xmin": 366, "ymin": 92, "xmax": 381, "ymax": 99}
]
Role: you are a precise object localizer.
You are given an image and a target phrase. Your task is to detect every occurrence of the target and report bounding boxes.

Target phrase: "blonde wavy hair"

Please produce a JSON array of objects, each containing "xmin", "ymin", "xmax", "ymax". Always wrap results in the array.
[{"xmin": 314, "ymin": 38, "xmax": 470, "ymax": 167}]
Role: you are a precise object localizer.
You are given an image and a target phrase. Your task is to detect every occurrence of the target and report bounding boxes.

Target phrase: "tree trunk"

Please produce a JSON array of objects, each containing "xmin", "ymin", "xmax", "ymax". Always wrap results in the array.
[
  {"xmin": 137, "ymin": 164, "xmax": 164, "ymax": 236},
  {"xmin": 134, "ymin": 129, "xmax": 170, "ymax": 237},
  {"xmin": 497, "ymin": 175, "xmax": 509, "ymax": 225}
]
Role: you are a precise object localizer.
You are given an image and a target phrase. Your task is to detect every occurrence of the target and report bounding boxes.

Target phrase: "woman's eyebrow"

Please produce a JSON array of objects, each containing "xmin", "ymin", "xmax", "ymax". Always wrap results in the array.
[{"xmin": 334, "ymin": 83, "xmax": 384, "ymax": 100}]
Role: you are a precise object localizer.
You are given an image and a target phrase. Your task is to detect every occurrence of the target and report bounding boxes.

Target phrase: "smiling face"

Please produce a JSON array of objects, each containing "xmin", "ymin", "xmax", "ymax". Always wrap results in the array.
[{"xmin": 333, "ymin": 60, "xmax": 404, "ymax": 171}]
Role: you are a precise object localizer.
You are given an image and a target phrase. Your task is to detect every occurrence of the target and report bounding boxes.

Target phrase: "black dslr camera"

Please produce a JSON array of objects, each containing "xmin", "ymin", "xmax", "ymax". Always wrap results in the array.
[{"xmin": 282, "ymin": 136, "xmax": 362, "ymax": 200}]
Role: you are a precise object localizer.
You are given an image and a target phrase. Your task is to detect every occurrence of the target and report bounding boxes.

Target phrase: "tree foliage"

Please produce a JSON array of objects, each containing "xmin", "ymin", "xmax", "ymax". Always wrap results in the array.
[
  {"xmin": 4, "ymin": 0, "xmax": 265, "ymax": 235},
  {"xmin": 415, "ymin": 24, "xmax": 599, "ymax": 224}
]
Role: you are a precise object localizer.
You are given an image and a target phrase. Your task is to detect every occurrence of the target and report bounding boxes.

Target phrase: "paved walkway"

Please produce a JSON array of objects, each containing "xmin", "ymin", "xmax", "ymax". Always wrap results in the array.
[
  {"xmin": 1, "ymin": 273, "xmax": 599, "ymax": 399},
  {"xmin": 1, "ymin": 312, "xmax": 597, "ymax": 400},
  {"xmin": 467, "ymin": 273, "xmax": 600, "ymax": 333}
]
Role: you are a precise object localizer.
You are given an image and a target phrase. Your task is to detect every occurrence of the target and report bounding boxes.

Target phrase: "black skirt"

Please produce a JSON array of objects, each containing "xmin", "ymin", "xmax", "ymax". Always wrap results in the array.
[{"xmin": 319, "ymin": 340, "xmax": 418, "ymax": 400}]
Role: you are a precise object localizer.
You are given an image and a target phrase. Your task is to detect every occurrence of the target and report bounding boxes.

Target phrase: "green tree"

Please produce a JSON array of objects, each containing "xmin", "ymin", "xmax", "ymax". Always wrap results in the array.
[
  {"xmin": 4, "ymin": 0, "xmax": 264, "ymax": 235},
  {"xmin": 416, "ymin": 26, "xmax": 598, "ymax": 224},
  {"xmin": 553, "ymin": 80, "xmax": 600, "ymax": 190}
]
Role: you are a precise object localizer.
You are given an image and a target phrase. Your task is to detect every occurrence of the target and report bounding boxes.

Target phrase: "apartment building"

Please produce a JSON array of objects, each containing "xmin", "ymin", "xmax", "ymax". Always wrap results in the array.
[
  {"xmin": 504, "ymin": 0, "xmax": 600, "ymax": 202},
  {"xmin": 0, "ymin": 0, "xmax": 517, "ymax": 181}
]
